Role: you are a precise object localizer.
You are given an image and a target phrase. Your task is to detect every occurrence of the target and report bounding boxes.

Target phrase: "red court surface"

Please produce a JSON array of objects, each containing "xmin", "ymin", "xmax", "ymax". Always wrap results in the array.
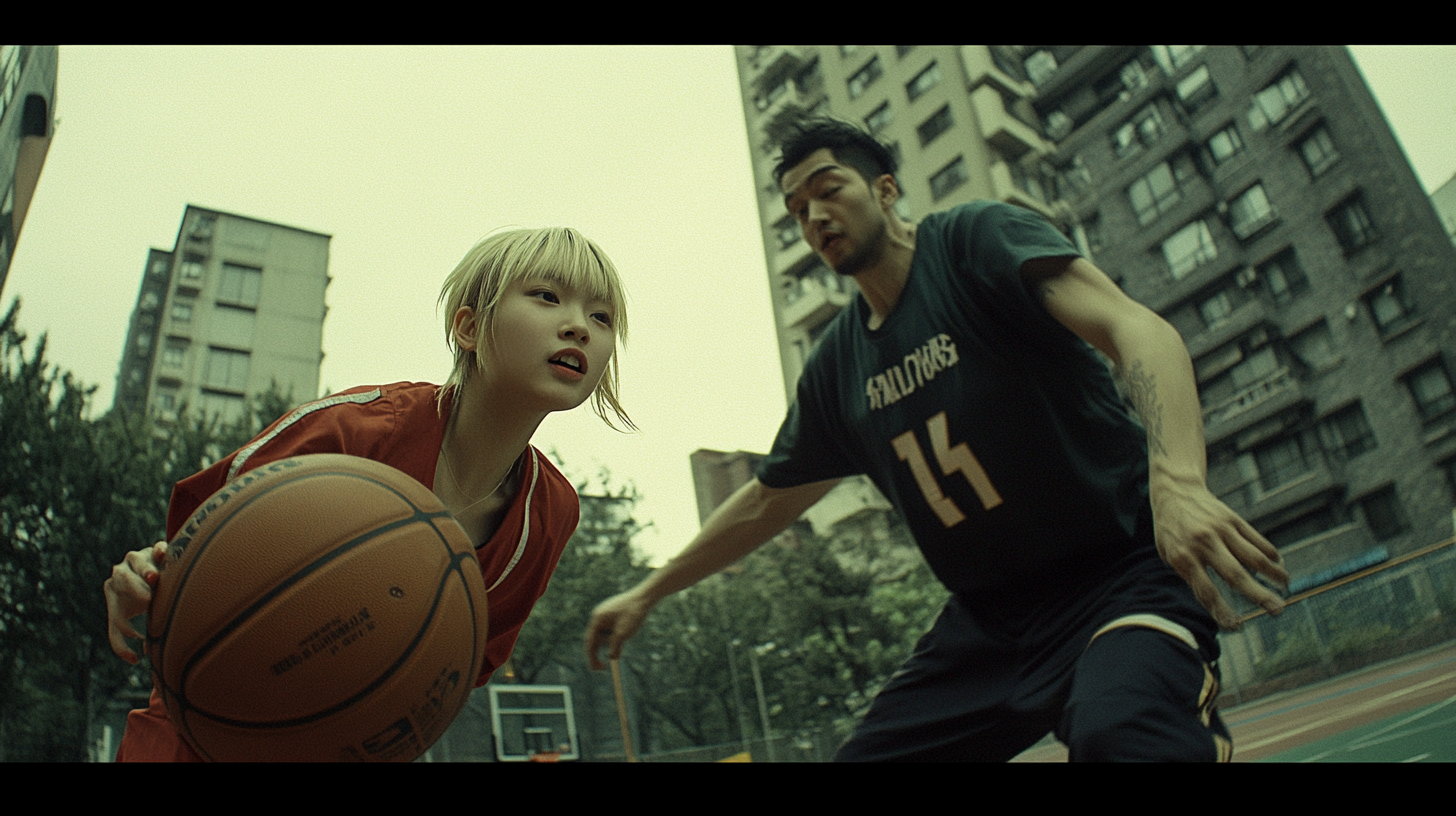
[{"xmin": 1010, "ymin": 640, "xmax": 1456, "ymax": 762}]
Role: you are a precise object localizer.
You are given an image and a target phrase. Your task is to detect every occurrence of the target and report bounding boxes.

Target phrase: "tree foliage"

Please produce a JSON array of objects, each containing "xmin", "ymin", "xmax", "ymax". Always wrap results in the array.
[
  {"xmin": 499, "ymin": 450, "xmax": 950, "ymax": 760},
  {"xmin": 0, "ymin": 299, "xmax": 299, "ymax": 761}
]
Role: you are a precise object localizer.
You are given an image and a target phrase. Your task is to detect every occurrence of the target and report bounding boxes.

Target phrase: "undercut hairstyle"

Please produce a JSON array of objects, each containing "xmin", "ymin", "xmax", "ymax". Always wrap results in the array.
[
  {"xmin": 772, "ymin": 117, "xmax": 899, "ymax": 191},
  {"xmin": 437, "ymin": 226, "xmax": 634, "ymax": 431}
]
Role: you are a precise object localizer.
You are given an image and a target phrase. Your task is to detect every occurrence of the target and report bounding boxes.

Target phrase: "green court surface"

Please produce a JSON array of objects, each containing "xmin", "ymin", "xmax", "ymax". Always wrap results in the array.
[{"xmin": 1258, "ymin": 697, "xmax": 1456, "ymax": 762}]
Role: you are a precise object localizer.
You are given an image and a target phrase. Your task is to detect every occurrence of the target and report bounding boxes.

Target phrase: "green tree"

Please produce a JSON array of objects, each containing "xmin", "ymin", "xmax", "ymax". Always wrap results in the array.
[{"xmin": 0, "ymin": 299, "xmax": 300, "ymax": 760}]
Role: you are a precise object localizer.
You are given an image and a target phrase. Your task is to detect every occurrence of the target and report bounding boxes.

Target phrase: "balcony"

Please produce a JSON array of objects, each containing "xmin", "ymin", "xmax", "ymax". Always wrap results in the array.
[
  {"xmin": 959, "ymin": 46, "xmax": 1034, "ymax": 100},
  {"xmin": 1215, "ymin": 451, "xmax": 1343, "ymax": 521},
  {"xmin": 1202, "ymin": 366, "xmax": 1310, "ymax": 446},
  {"xmin": 988, "ymin": 161, "xmax": 1056, "ymax": 221},
  {"xmin": 772, "ymin": 237, "xmax": 814, "ymax": 278},
  {"xmin": 744, "ymin": 46, "xmax": 810, "ymax": 83},
  {"xmin": 971, "ymin": 84, "xmax": 1050, "ymax": 161},
  {"xmin": 1185, "ymin": 299, "xmax": 1269, "ymax": 360},
  {"xmin": 782, "ymin": 271, "xmax": 854, "ymax": 330}
]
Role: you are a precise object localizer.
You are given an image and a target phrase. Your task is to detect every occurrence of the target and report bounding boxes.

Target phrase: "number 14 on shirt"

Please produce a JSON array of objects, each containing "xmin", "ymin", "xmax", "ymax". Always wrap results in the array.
[{"xmin": 891, "ymin": 412, "xmax": 1002, "ymax": 528}]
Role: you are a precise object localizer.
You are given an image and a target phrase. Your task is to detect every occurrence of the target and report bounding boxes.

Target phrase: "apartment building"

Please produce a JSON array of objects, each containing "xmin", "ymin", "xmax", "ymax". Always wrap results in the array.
[{"xmin": 113, "ymin": 205, "xmax": 331, "ymax": 425}]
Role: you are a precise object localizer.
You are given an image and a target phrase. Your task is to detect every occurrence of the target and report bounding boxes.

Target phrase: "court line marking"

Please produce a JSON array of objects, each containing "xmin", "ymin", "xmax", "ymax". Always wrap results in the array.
[
  {"xmin": 1238, "ymin": 670, "xmax": 1456, "ymax": 753},
  {"xmin": 1401, "ymin": 753, "xmax": 1431, "ymax": 763},
  {"xmin": 1226, "ymin": 652, "xmax": 1456, "ymax": 727},
  {"xmin": 1295, "ymin": 698, "xmax": 1456, "ymax": 762}
]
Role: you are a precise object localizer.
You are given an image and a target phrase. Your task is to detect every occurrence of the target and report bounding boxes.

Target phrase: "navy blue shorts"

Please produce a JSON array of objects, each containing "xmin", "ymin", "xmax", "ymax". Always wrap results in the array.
[{"xmin": 835, "ymin": 552, "xmax": 1231, "ymax": 762}]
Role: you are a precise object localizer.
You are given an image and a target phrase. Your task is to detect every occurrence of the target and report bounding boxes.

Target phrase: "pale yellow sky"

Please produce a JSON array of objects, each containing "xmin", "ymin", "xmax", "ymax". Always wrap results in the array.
[{"xmin": 5, "ymin": 46, "xmax": 1454, "ymax": 564}]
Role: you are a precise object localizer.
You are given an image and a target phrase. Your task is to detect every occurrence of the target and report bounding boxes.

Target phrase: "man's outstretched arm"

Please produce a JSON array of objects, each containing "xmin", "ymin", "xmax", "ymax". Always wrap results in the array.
[
  {"xmin": 585, "ymin": 476, "xmax": 839, "ymax": 669},
  {"xmin": 1025, "ymin": 255, "xmax": 1288, "ymax": 629}
]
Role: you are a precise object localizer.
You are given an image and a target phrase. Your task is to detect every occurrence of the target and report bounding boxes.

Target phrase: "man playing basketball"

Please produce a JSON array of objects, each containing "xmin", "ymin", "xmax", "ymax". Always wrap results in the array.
[{"xmin": 586, "ymin": 119, "xmax": 1288, "ymax": 761}]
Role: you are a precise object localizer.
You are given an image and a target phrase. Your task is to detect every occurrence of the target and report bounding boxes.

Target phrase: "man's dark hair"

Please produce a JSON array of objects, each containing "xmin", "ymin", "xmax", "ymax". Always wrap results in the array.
[{"xmin": 771, "ymin": 117, "xmax": 899, "ymax": 190}]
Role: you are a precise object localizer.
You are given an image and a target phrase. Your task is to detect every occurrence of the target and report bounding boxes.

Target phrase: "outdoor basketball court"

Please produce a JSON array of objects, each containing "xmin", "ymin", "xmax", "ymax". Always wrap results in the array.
[{"xmin": 1010, "ymin": 640, "xmax": 1456, "ymax": 762}]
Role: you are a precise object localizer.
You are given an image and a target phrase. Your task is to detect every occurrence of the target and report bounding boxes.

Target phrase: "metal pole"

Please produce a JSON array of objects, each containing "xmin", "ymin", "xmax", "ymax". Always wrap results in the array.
[
  {"xmin": 749, "ymin": 646, "xmax": 776, "ymax": 762},
  {"xmin": 610, "ymin": 658, "xmax": 638, "ymax": 763}
]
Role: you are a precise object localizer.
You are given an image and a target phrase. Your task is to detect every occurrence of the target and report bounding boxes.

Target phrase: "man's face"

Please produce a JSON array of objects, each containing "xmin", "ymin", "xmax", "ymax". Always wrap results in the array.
[{"xmin": 780, "ymin": 148, "xmax": 891, "ymax": 276}]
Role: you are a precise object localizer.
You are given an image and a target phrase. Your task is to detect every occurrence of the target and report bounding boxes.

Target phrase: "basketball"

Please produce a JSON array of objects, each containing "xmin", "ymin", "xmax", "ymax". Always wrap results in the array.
[{"xmin": 145, "ymin": 453, "xmax": 489, "ymax": 762}]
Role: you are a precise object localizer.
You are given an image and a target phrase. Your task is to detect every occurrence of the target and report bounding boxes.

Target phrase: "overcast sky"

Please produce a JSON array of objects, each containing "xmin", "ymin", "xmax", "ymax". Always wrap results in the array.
[{"xmin": 5, "ymin": 46, "xmax": 1455, "ymax": 565}]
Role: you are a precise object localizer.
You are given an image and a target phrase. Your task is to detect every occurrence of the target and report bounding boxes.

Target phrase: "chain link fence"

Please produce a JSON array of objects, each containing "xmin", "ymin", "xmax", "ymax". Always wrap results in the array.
[{"xmin": 1217, "ymin": 538, "xmax": 1456, "ymax": 705}]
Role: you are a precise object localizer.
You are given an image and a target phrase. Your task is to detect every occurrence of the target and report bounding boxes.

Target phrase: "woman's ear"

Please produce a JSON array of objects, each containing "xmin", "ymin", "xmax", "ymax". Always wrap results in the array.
[{"xmin": 451, "ymin": 306, "xmax": 480, "ymax": 353}]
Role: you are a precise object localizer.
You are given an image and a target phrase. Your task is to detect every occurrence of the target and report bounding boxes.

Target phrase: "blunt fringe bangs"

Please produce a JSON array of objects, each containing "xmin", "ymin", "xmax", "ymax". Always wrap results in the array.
[{"xmin": 437, "ymin": 226, "xmax": 634, "ymax": 431}]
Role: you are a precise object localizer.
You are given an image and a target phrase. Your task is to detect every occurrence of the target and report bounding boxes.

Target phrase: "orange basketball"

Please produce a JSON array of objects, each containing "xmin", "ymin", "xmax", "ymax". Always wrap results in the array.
[{"xmin": 146, "ymin": 454, "xmax": 488, "ymax": 762}]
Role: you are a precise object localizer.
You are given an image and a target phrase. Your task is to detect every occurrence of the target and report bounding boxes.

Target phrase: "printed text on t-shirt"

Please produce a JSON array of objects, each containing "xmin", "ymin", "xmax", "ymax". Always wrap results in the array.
[{"xmin": 865, "ymin": 333, "xmax": 960, "ymax": 411}]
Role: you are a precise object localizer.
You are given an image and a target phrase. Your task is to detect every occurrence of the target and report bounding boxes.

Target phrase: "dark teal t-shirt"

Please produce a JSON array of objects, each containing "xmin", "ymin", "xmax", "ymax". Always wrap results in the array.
[{"xmin": 758, "ymin": 201, "xmax": 1151, "ymax": 601}]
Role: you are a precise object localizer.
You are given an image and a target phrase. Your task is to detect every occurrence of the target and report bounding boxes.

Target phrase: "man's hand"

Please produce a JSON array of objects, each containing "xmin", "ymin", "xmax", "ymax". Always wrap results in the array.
[
  {"xmin": 104, "ymin": 541, "xmax": 169, "ymax": 664},
  {"xmin": 1151, "ymin": 474, "xmax": 1288, "ymax": 630},
  {"xmin": 585, "ymin": 589, "xmax": 655, "ymax": 671}
]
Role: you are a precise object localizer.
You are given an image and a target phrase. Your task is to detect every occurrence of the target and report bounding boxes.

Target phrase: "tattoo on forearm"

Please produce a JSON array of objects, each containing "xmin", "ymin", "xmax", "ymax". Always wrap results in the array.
[{"xmin": 1119, "ymin": 360, "xmax": 1168, "ymax": 458}]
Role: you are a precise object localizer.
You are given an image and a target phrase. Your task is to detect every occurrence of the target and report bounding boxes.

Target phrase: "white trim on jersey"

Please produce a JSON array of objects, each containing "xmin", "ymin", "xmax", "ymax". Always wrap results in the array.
[
  {"xmin": 486, "ymin": 447, "xmax": 539, "ymax": 593},
  {"xmin": 225, "ymin": 388, "xmax": 384, "ymax": 482},
  {"xmin": 1089, "ymin": 613, "xmax": 1199, "ymax": 652}
]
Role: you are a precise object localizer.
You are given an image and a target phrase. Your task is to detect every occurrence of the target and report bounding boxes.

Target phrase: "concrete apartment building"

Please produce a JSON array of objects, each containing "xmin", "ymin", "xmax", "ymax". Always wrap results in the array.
[
  {"xmin": 113, "ymin": 205, "xmax": 331, "ymax": 425},
  {"xmin": 1, "ymin": 45, "xmax": 58, "ymax": 297},
  {"xmin": 732, "ymin": 46, "xmax": 1456, "ymax": 604}
]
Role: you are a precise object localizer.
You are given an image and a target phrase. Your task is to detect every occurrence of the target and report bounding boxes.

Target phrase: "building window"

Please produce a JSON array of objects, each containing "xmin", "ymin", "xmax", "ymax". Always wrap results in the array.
[
  {"xmin": 1404, "ymin": 359, "xmax": 1456, "ymax": 422},
  {"xmin": 1297, "ymin": 126, "xmax": 1339, "ymax": 177},
  {"xmin": 865, "ymin": 101, "xmax": 893, "ymax": 134},
  {"xmin": 1229, "ymin": 184, "xmax": 1277, "ymax": 239},
  {"xmin": 1320, "ymin": 403, "xmax": 1376, "ymax": 460},
  {"xmin": 178, "ymin": 254, "xmax": 205, "ymax": 284},
  {"xmin": 1162, "ymin": 220, "xmax": 1217, "ymax": 280},
  {"xmin": 198, "ymin": 390, "xmax": 247, "ymax": 426},
  {"xmin": 754, "ymin": 79, "xmax": 790, "ymax": 112},
  {"xmin": 1202, "ymin": 124, "xmax": 1245, "ymax": 171},
  {"xmin": 170, "ymin": 302, "xmax": 193, "ymax": 323},
  {"xmin": 1252, "ymin": 68, "xmax": 1310, "ymax": 129},
  {"xmin": 929, "ymin": 156, "xmax": 968, "ymax": 201},
  {"xmin": 774, "ymin": 214, "xmax": 800, "ymax": 250},
  {"xmin": 1365, "ymin": 276, "xmax": 1416, "ymax": 337},
  {"xmin": 203, "ymin": 347, "xmax": 251, "ymax": 393},
  {"xmin": 906, "ymin": 62, "xmax": 941, "ymax": 101},
  {"xmin": 1197, "ymin": 290, "xmax": 1235, "ymax": 330},
  {"xmin": 1151, "ymin": 45, "xmax": 1206, "ymax": 74},
  {"xmin": 1127, "ymin": 161, "xmax": 1190, "ymax": 225},
  {"xmin": 1257, "ymin": 248, "xmax": 1308, "ymax": 306},
  {"xmin": 1266, "ymin": 505, "xmax": 1343, "ymax": 549},
  {"xmin": 218, "ymin": 263, "xmax": 262, "ymax": 309},
  {"xmin": 1110, "ymin": 104, "xmax": 1165, "ymax": 159},
  {"xmin": 1254, "ymin": 434, "xmax": 1313, "ymax": 491},
  {"xmin": 1176, "ymin": 65, "xmax": 1217, "ymax": 114},
  {"xmin": 162, "ymin": 338, "xmax": 188, "ymax": 369},
  {"xmin": 917, "ymin": 105, "xmax": 953, "ymax": 147},
  {"xmin": 1327, "ymin": 194, "xmax": 1377, "ymax": 253},
  {"xmin": 1359, "ymin": 486, "xmax": 1407, "ymax": 541},
  {"xmin": 847, "ymin": 56, "xmax": 882, "ymax": 100},
  {"xmin": 1023, "ymin": 50, "xmax": 1057, "ymax": 86}
]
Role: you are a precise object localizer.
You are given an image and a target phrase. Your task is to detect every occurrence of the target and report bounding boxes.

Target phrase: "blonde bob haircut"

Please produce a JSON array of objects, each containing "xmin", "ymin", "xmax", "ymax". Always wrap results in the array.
[{"xmin": 437, "ymin": 226, "xmax": 633, "ymax": 431}]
